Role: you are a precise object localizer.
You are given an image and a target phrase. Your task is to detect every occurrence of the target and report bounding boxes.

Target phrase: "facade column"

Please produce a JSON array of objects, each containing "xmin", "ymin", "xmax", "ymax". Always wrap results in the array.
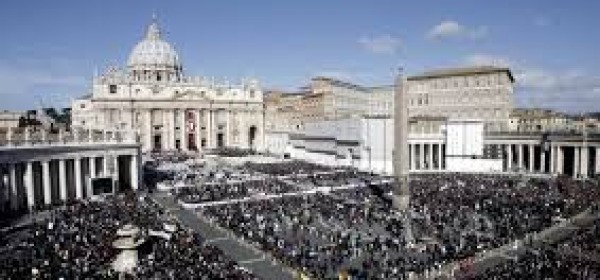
[
  {"xmin": 419, "ymin": 144, "xmax": 425, "ymax": 170},
  {"xmin": 437, "ymin": 143, "xmax": 442, "ymax": 170},
  {"xmin": 74, "ymin": 158, "xmax": 83, "ymax": 199},
  {"xmin": 130, "ymin": 155, "xmax": 139, "ymax": 190},
  {"xmin": 210, "ymin": 109, "xmax": 216, "ymax": 149},
  {"xmin": 180, "ymin": 109, "xmax": 187, "ymax": 152},
  {"xmin": 145, "ymin": 110, "xmax": 152, "ymax": 152},
  {"xmin": 507, "ymin": 144, "xmax": 513, "ymax": 171},
  {"xmin": 226, "ymin": 110, "xmax": 232, "ymax": 147},
  {"xmin": 205, "ymin": 109, "xmax": 212, "ymax": 149},
  {"xmin": 161, "ymin": 109, "xmax": 169, "ymax": 151},
  {"xmin": 410, "ymin": 144, "xmax": 416, "ymax": 171},
  {"xmin": 528, "ymin": 145, "xmax": 535, "ymax": 173},
  {"xmin": 573, "ymin": 146, "xmax": 580, "ymax": 178},
  {"xmin": 59, "ymin": 159, "xmax": 67, "ymax": 202},
  {"xmin": 9, "ymin": 164, "xmax": 18, "ymax": 210},
  {"xmin": 42, "ymin": 160, "xmax": 51, "ymax": 206},
  {"xmin": 168, "ymin": 109, "xmax": 176, "ymax": 150},
  {"xmin": 195, "ymin": 110, "xmax": 202, "ymax": 152},
  {"xmin": 239, "ymin": 110, "xmax": 246, "ymax": 148},
  {"xmin": 517, "ymin": 144, "xmax": 524, "ymax": 171},
  {"xmin": 540, "ymin": 149, "xmax": 546, "ymax": 173},
  {"xmin": 580, "ymin": 146, "xmax": 589, "ymax": 178},
  {"xmin": 24, "ymin": 162, "xmax": 34, "ymax": 210}
]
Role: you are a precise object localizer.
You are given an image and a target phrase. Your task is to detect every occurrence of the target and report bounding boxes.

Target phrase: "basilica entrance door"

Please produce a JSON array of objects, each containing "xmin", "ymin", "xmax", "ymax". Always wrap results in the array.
[
  {"xmin": 248, "ymin": 126, "xmax": 257, "ymax": 149},
  {"xmin": 153, "ymin": 135, "xmax": 162, "ymax": 151}
]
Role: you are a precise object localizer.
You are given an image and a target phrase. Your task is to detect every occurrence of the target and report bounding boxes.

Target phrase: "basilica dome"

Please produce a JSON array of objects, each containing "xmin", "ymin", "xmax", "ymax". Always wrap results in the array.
[{"xmin": 127, "ymin": 19, "xmax": 181, "ymax": 70}]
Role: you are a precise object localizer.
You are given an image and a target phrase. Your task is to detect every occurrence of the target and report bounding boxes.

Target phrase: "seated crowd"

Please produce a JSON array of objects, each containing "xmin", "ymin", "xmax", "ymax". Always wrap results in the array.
[
  {"xmin": 176, "ymin": 179, "xmax": 298, "ymax": 204},
  {"xmin": 243, "ymin": 160, "xmax": 332, "ymax": 176},
  {"xmin": 201, "ymin": 171, "xmax": 600, "ymax": 279},
  {"xmin": 468, "ymin": 218, "xmax": 600, "ymax": 279},
  {"xmin": 0, "ymin": 194, "xmax": 256, "ymax": 279}
]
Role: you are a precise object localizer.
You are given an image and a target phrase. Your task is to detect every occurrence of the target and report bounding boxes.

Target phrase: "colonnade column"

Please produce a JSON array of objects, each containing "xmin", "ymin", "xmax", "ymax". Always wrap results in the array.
[
  {"xmin": 74, "ymin": 158, "xmax": 82, "ymax": 199},
  {"xmin": 427, "ymin": 143, "xmax": 433, "ymax": 170},
  {"xmin": 580, "ymin": 146, "xmax": 588, "ymax": 178},
  {"xmin": 9, "ymin": 164, "xmax": 18, "ymax": 210},
  {"xmin": 42, "ymin": 160, "xmax": 51, "ymax": 206},
  {"xmin": 59, "ymin": 159, "xmax": 67, "ymax": 202},
  {"xmin": 557, "ymin": 146, "xmax": 564, "ymax": 174},
  {"xmin": 24, "ymin": 162, "xmax": 34, "ymax": 210},
  {"xmin": 517, "ymin": 144, "xmax": 524, "ymax": 170},
  {"xmin": 103, "ymin": 156, "xmax": 109, "ymax": 177},
  {"xmin": 595, "ymin": 147, "xmax": 600, "ymax": 175},
  {"xmin": 90, "ymin": 157, "xmax": 97, "ymax": 179},
  {"xmin": 507, "ymin": 144, "xmax": 513, "ymax": 171},
  {"xmin": 550, "ymin": 145, "xmax": 556, "ymax": 174},
  {"xmin": 130, "ymin": 155, "xmax": 139, "ymax": 190},
  {"xmin": 528, "ymin": 145, "xmax": 535, "ymax": 173},
  {"xmin": 540, "ymin": 149, "xmax": 546, "ymax": 173},
  {"xmin": 573, "ymin": 146, "xmax": 580, "ymax": 178}
]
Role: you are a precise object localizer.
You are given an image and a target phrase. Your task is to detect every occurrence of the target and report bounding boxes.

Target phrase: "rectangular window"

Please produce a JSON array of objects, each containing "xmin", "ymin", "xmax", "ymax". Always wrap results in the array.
[{"xmin": 109, "ymin": 85, "xmax": 117, "ymax": 94}]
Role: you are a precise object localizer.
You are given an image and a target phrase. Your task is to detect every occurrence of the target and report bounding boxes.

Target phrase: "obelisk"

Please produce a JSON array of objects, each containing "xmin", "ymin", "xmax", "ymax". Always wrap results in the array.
[{"xmin": 392, "ymin": 67, "xmax": 413, "ymax": 245}]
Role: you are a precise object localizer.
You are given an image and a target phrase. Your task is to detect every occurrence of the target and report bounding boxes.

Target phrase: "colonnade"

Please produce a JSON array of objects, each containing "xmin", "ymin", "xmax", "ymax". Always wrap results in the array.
[
  {"xmin": 0, "ymin": 127, "xmax": 141, "ymax": 213},
  {"xmin": 502, "ymin": 143, "xmax": 600, "ymax": 178},
  {"xmin": 408, "ymin": 143, "xmax": 445, "ymax": 171},
  {"xmin": 0, "ymin": 154, "xmax": 139, "ymax": 212}
]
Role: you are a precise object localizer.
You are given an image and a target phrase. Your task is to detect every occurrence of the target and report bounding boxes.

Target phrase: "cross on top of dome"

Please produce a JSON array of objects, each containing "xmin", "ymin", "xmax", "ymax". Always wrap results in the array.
[{"xmin": 146, "ymin": 13, "xmax": 161, "ymax": 41}]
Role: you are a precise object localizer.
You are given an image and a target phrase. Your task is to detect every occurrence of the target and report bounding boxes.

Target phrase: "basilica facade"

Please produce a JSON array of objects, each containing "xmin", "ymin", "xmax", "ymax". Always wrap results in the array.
[{"xmin": 71, "ymin": 18, "xmax": 264, "ymax": 152}]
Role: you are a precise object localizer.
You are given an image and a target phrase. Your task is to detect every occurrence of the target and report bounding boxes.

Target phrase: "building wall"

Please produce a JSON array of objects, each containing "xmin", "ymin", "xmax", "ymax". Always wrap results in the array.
[
  {"xmin": 266, "ymin": 66, "xmax": 514, "ymax": 134},
  {"xmin": 407, "ymin": 68, "xmax": 513, "ymax": 131}
]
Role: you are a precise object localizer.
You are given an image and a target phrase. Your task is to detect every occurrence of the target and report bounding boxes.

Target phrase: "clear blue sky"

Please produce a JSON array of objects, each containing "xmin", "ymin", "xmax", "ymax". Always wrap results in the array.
[{"xmin": 0, "ymin": 0, "xmax": 598, "ymax": 112}]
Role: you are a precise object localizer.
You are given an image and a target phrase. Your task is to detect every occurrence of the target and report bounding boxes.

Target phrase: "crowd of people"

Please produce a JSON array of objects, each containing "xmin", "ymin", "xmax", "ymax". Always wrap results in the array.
[
  {"xmin": 0, "ymin": 194, "xmax": 257, "ymax": 279},
  {"xmin": 199, "ymin": 169, "xmax": 600, "ymax": 279},
  {"xmin": 243, "ymin": 160, "xmax": 333, "ymax": 176},
  {"xmin": 7, "ymin": 149, "xmax": 596, "ymax": 279},
  {"xmin": 176, "ymin": 178, "xmax": 298, "ymax": 204},
  {"xmin": 469, "ymin": 219, "xmax": 600, "ymax": 279}
]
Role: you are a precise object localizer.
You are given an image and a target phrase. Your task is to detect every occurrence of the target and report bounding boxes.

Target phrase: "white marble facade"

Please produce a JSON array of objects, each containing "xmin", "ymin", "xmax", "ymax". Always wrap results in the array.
[{"xmin": 72, "ymin": 17, "xmax": 264, "ymax": 152}]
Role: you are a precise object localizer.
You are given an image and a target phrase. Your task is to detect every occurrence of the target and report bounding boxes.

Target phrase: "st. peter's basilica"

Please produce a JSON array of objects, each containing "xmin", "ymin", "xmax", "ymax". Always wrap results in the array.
[{"xmin": 71, "ymin": 17, "xmax": 265, "ymax": 152}]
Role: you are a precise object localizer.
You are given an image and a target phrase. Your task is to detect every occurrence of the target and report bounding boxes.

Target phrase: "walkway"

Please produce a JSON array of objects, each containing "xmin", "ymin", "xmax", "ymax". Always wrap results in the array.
[
  {"xmin": 418, "ymin": 207, "xmax": 600, "ymax": 279},
  {"xmin": 151, "ymin": 192, "xmax": 295, "ymax": 280}
]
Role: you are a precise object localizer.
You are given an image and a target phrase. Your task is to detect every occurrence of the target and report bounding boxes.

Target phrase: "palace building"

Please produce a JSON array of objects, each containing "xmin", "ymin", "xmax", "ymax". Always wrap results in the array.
[{"xmin": 71, "ymin": 17, "xmax": 265, "ymax": 152}]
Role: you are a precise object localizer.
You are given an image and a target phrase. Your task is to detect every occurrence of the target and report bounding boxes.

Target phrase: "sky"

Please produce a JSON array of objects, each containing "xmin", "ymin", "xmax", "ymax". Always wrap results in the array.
[{"xmin": 0, "ymin": 0, "xmax": 599, "ymax": 112}]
